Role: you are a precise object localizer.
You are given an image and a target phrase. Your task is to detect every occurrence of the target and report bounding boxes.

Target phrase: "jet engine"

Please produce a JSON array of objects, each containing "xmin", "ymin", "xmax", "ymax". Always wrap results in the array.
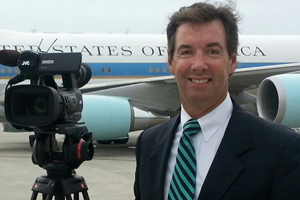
[
  {"xmin": 257, "ymin": 74, "xmax": 300, "ymax": 128},
  {"xmin": 81, "ymin": 95, "xmax": 169, "ymax": 143},
  {"xmin": 1, "ymin": 94, "xmax": 169, "ymax": 144}
]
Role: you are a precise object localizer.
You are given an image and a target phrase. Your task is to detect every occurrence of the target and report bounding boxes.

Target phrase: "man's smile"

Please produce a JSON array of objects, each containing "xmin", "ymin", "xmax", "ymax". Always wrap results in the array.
[{"xmin": 190, "ymin": 78, "xmax": 210, "ymax": 84}]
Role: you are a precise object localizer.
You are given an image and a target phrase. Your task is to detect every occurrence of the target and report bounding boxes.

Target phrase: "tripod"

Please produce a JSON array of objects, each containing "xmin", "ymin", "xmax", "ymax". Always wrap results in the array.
[
  {"xmin": 29, "ymin": 125, "xmax": 93, "ymax": 200},
  {"xmin": 30, "ymin": 168, "xmax": 90, "ymax": 200}
]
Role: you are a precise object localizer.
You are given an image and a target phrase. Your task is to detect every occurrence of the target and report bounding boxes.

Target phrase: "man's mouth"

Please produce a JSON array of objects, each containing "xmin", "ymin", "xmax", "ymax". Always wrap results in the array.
[{"xmin": 190, "ymin": 78, "xmax": 209, "ymax": 84}]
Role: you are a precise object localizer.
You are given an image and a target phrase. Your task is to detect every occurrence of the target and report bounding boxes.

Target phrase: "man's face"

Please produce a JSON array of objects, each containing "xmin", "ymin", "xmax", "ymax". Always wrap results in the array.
[{"xmin": 168, "ymin": 20, "xmax": 237, "ymax": 117}]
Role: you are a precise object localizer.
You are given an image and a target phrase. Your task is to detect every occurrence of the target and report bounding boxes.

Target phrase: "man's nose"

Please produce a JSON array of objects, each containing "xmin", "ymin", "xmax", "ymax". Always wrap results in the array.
[{"xmin": 191, "ymin": 51, "xmax": 208, "ymax": 72}]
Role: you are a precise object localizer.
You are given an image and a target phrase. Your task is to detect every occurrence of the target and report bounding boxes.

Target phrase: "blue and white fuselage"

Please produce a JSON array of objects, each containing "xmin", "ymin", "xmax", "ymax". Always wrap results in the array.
[
  {"xmin": 0, "ymin": 29, "xmax": 300, "ymax": 142},
  {"xmin": 0, "ymin": 31, "xmax": 298, "ymax": 78}
]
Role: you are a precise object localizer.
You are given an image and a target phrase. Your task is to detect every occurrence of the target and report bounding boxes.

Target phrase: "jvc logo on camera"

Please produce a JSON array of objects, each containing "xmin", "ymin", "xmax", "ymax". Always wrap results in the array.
[{"xmin": 21, "ymin": 60, "xmax": 30, "ymax": 65}]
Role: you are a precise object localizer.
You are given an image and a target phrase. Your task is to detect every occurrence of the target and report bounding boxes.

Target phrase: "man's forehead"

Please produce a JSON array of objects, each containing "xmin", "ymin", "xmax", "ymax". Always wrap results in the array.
[{"xmin": 174, "ymin": 21, "xmax": 226, "ymax": 48}]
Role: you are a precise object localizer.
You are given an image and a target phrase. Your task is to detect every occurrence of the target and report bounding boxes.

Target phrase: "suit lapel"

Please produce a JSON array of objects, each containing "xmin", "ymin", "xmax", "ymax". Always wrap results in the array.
[
  {"xmin": 147, "ymin": 115, "xmax": 180, "ymax": 200},
  {"xmin": 199, "ymin": 102, "xmax": 251, "ymax": 200}
]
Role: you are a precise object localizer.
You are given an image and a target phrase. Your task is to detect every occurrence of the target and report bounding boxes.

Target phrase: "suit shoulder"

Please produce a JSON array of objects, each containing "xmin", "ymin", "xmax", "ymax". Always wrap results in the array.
[
  {"xmin": 232, "ymin": 98, "xmax": 298, "ymax": 139},
  {"xmin": 138, "ymin": 115, "xmax": 179, "ymax": 142},
  {"xmin": 245, "ymin": 111, "xmax": 299, "ymax": 142},
  {"xmin": 248, "ymin": 112, "xmax": 294, "ymax": 132}
]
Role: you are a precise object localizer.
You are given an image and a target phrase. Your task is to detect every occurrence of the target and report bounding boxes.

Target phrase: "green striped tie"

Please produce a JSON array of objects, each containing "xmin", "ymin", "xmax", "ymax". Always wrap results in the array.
[{"xmin": 168, "ymin": 119, "xmax": 200, "ymax": 200}]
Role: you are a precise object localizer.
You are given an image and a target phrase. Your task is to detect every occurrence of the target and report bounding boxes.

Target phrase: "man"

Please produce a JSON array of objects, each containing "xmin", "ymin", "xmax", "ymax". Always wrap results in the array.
[{"xmin": 134, "ymin": 2, "xmax": 300, "ymax": 200}]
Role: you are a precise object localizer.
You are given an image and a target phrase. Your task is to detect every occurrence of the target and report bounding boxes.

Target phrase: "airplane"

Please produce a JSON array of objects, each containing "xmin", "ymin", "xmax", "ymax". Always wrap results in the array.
[{"xmin": 0, "ymin": 29, "xmax": 299, "ymax": 144}]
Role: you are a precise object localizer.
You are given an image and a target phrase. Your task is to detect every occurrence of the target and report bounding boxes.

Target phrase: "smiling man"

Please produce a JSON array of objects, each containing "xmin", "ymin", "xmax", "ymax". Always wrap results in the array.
[
  {"xmin": 134, "ymin": 2, "xmax": 300, "ymax": 200},
  {"xmin": 168, "ymin": 20, "xmax": 237, "ymax": 119}
]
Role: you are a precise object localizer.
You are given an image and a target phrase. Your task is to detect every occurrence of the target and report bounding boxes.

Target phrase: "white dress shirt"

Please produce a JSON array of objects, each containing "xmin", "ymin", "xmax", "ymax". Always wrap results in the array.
[{"xmin": 164, "ymin": 93, "xmax": 233, "ymax": 200}]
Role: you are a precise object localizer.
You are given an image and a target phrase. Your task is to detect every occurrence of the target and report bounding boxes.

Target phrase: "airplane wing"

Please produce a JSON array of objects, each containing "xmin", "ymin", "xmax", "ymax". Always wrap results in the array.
[
  {"xmin": 4, "ymin": 62, "xmax": 300, "ymax": 142},
  {"xmin": 81, "ymin": 75, "xmax": 180, "ymax": 115},
  {"xmin": 230, "ymin": 62, "xmax": 300, "ymax": 94},
  {"xmin": 81, "ymin": 62, "xmax": 300, "ymax": 114},
  {"xmin": 2, "ymin": 31, "xmax": 300, "ymax": 142}
]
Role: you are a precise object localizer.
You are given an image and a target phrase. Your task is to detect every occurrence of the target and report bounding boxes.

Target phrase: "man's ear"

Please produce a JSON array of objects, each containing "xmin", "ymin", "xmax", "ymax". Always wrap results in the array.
[
  {"xmin": 229, "ymin": 51, "xmax": 237, "ymax": 75},
  {"xmin": 168, "ymin": 55, "xmax": 174, "ymax": 75}
]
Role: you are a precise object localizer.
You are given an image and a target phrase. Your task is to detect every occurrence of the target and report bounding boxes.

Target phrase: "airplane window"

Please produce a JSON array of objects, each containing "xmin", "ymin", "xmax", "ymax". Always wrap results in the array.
[
  {"xmin": 101, "ymin": 68, "xmax": 105, "ymax": 73},
  {"xmin": 156, "ymin": 68, "xmax": 160, "ymax": 73},
  {"xmin": 149, "ymin": 68, "xmax": 153, "ymax": 73},
  {"xmin": 7, "ymin": 68, "xmax": 12, "ymax": 73},
  {"xmin": 14, "ymin": 68, "xmax": 19, "ymax": 73},
  {"xmin": 108, "ymin": 68, "xmax": 112, "ymax": 73},
  {"xmin": 1, "ymin": 68, "xmax": 5, "ymax": 74},
  {"xmin": 163, "ymin": 68, "xmax": 168, "ymax": 73}
]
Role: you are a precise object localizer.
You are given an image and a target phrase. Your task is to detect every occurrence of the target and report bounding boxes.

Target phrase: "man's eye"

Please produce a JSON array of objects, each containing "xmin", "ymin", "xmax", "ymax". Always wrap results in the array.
[
  {"xmin": 180, "ymin": 50, "xmax": 193, "ymax": 55},
  {"xmin": 208, "ymin": 49, "xmax": 220, "ymax": 55}
]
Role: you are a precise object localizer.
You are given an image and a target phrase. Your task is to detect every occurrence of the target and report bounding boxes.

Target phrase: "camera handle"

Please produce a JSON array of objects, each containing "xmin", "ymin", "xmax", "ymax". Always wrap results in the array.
[{"xmin": 30, "ymin": 125, "xmax": 92, "ymax": 200}]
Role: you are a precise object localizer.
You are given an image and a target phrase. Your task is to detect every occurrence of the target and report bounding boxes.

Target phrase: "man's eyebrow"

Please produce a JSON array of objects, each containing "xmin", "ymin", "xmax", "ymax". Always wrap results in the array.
[
  {"xmin": 177, "ymin": 44, "xmax": 193, "ymax": 51},
  {"xmin": 206, "ymin": 42, "xmax": 224, "ymax": 49}
]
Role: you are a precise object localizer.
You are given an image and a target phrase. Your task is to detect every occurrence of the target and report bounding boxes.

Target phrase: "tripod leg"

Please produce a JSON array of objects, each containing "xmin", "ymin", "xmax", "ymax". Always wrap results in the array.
[
  {"xmin": 46, "ymin": 194, "xmax": 53, "ymax": 200},
  {"xmin": 31, "ymin": 191, "xmax": 38, "ymax": 200},
  {"xmin": 74, "ymin": 193, "xmax": 79, "ymax": 200},
  {"xmin": 82, "ymin": 191, "xmax": 90, "ymax": 200},
  {"xmin": 65, "ymin": 194, "xmax": 72, "ymax": 200},
  {"xmin": 43, "ymin": 194, "xmax": 48, "ymax": 200}
]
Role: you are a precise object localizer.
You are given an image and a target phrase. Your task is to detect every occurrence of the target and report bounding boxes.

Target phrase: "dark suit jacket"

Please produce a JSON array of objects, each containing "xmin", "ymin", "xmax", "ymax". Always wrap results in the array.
[{"xmin": 134, "ymin": 100, "xmax": 300, "ymax": 200}]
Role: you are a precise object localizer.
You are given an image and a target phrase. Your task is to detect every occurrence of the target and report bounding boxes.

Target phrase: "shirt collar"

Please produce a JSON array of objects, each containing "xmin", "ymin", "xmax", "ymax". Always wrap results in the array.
[{"xmin": 181, "ymin": 93, "xmax": 233, "ymax": 141}]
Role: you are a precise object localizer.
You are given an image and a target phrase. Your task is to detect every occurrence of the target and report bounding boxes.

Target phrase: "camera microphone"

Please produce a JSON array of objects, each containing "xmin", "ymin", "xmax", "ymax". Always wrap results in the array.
[{"xmin": 0, "ymin": 50, "xmax": 20, "ymax": 67}]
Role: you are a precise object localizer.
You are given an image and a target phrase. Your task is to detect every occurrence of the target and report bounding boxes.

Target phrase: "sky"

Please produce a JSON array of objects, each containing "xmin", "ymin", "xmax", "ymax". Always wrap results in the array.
[{"xmin": 0, "ymin": 0, "xmax": 300, "ymax": 35}]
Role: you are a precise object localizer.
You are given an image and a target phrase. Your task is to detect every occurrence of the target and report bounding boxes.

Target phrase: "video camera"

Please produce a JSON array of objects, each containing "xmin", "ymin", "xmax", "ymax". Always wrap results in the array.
[
  {"xmin": 1, "ymin": 50, "xmax": 94, "ymax": 198},
  {"xmin": 5, "ymin": 51, "xmax": 84, "ymax": 127},
  {"xmin": 2, "ymin": 50, "xmax": 94, "ymax": 167}
]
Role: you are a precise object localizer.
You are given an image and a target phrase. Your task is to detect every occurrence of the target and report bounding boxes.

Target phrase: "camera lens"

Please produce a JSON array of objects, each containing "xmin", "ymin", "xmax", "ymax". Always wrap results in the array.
[{"xmin": 25, "ymin": 96, "xmax": 48, "ymax": 115}]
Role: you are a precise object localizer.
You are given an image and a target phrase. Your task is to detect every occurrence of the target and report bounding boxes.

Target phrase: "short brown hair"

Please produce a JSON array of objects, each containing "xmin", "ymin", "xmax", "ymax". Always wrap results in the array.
[{"xmin": 167, "ymin": 2, "xmax": 240, "ymax": 59}]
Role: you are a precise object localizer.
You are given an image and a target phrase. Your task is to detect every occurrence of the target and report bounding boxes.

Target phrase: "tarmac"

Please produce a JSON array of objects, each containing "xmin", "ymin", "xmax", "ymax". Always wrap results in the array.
[{"xmin": 0, "ymin": 129, "xmax": 140, "ymax": 200}]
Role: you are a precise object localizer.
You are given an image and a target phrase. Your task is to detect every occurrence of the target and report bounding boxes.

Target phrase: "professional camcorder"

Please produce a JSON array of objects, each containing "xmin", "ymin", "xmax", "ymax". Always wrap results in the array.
[
  {"xmin": 5, "ymin": 51, "xmax": 84, "ymax": 127},
  {"xmin": 1, "ymin": 50, "xmax": 94, "ymax": 199}
]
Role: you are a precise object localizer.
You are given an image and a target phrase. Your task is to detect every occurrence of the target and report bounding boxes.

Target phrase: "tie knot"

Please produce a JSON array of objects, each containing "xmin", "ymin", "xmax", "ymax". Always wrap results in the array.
[{"xmin": 183, "ymin": 119, "xmax": 200, "ymax": 136}]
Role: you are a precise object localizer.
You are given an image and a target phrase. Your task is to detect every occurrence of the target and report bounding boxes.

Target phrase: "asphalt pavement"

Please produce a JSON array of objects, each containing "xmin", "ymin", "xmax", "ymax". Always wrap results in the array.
[{"xmin": 0, "ymin": 130, "xmax": 139, "ymax": 200}]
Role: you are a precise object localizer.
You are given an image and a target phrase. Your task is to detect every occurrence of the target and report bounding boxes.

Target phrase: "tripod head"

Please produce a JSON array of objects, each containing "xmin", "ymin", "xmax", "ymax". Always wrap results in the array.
[
  {"xmin": 29, "ymin": 124, "xmax": 94, "ymax": 199},
  {"xmin": 31, "ymin": 124, "xmax": 94, "ymax": 173}
]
